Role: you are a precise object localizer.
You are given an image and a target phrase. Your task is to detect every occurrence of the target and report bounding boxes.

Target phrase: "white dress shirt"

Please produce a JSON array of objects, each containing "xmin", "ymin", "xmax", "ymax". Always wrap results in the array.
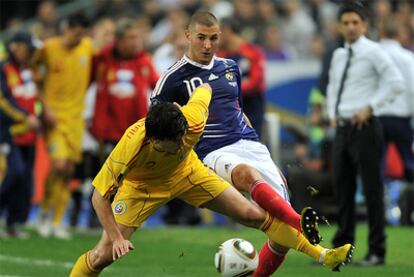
[
  {"xmin": 376, "ymin": 39, "xmax": 414, "ymax": 117},
  {"xmin": 327, "ymin": 36, "xmax": 406, "ymax": 120}
]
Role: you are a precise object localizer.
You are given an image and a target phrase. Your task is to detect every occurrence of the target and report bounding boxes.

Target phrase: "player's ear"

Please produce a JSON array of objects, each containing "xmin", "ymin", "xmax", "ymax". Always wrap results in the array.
[{"xmin": 185, "ymin": 30, "xmax": 191, "ymax": 40}]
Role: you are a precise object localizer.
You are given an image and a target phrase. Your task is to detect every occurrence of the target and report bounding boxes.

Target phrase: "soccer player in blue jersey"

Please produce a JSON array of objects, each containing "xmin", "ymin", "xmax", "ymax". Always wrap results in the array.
[{"xmin": 151, "ymin": 11, "xmax": 327, "ymax": 276}]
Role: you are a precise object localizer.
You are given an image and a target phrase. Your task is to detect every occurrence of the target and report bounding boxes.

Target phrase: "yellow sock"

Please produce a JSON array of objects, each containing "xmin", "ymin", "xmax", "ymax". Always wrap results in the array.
[
  {"xmin": 52, "ymin": 178, "xmax": 70, "ymax": 225},
  {"xmin": 70, "ymin": 252, "xmax": 100, "ymax": 277},
  {"xmin": 260, "ymin": 212, "xmax": 325, "ymax": 261}
]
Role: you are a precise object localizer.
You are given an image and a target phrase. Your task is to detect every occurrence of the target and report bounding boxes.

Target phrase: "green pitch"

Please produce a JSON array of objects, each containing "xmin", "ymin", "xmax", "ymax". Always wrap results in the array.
[{"xmin": 0, "ymin": 225, "xmax": 413, "ymax": 276}]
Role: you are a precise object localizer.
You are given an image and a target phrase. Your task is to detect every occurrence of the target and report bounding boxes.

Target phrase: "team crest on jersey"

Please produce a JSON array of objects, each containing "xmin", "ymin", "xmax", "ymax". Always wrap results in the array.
[
  {"xmin": 225, "ymin": 72, "xmax": 233, "ymax": 81},
  {"xmin": 114, "ymin": 201, "xmax": 127, "ymax": 215}
]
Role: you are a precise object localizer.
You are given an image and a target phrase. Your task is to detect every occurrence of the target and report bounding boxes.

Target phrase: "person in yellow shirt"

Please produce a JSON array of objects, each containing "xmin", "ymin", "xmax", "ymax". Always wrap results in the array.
[
  {"xmin": 70, "ymin": 83, "xmax": 353, "ymax": 276},
  {"xmin": 36, "ymin": 13, "xmax": 93, "ymax": 239}
]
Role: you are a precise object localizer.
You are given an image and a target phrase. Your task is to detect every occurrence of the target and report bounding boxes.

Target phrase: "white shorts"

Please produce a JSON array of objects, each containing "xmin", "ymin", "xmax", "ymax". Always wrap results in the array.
[{"xmin": 203, "ymin": 139, "xmax": 290, "ymax": 201}]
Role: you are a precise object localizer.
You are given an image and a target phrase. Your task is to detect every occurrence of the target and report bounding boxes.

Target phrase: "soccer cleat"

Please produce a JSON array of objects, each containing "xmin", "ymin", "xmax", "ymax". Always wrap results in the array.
[
  {"xmin": 52, "ymin": 225, "xmax": 72, "ymax": 240},
  {"xmin": 300, "ymin": 207, "xmax": 322, "ymax": 245},
  {"xmin": 323, "ymin": 243, "xmax": 354, "ymax": 272},
  {"xmin": 36, "ymin": 220, "xmax": 52, "ymax": 238}
]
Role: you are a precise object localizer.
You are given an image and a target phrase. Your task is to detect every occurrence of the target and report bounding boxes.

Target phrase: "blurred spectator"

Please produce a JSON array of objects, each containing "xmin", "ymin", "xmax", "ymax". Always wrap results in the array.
[
  {"xmin": 35, "ymin": 13, "xmax": 93, "ymax": 240},
  {"xmin": 0, "ymin": 32, "xmax": 41, "ymax": 238},
  {"xmin": 279, "ymin": 0, "xmax": 317, "ymax": 59},
  {"xmin": 261, "ymin": 24, "xmax": 291, "ymax": 61},
  {"xmin": 200, "ymin": 0, "xmax": 234, "ymax": 20},
  {"xmin": 91, "ymin": 17, "xmax": 115, "ymax": 52},
  {"xmin": 287, "ymin": 89, "xmax": 335, "ymax": 216},
  {"xmin": 91, "ymin": 18, "xmax": 158, "ymax": 155},
  {"xmin": 232, "ymin": 0, "xmax": 258, "ymax": 42},
  {"xmin": 219, "ymin": 17, "xmax": 266, "ymax": 138},
  {"xmin": 30, "ymin": 0, "xmax": 58, "ymax": 40},
  {"xmin": 148, "ymin": 8, "xmax": 189, "ymax": 51},
  {"xmin": 377, "ymin": 17, "xmax": 414, "ymax": 184},
  {"xmin": 153, "ymin": 29, "xmax": 188, "ymax": 74}
]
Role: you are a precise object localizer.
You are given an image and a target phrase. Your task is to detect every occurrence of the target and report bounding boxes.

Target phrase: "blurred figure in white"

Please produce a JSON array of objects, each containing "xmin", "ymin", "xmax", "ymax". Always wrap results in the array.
[{"xmin": 377, "ymin": 17, "xmax": 414, "ymax": 185}]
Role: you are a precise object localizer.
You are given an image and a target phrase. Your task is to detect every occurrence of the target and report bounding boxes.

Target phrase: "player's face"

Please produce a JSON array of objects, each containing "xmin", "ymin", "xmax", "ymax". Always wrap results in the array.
[
  {"xmin": 9, "ymin": 42, "xmax": 30, "ymax": 64},
  {"xmin": 152, "ymin": 136, "xmax": 185, "ymax": 154},
  {"xmin": 66, "ymin": 26, "xmax": 87, "ymax": 48},
  {"xmin": 186, "ymin": 23, "xmax": 221, "ymax": 65},
  {"xmin": 339, "ymin": 12, "xmax": 367, "ymax": 43},
  {"xmin": 117, "ymin": 28, "xmax": 142, "ymax": 57}
]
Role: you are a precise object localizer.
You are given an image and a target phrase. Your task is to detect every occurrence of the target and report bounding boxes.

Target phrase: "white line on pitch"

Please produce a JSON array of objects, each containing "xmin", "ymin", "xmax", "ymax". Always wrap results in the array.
[{"xmin": 0, "ymin": 254, "xmax": 73, "ymax": 269}]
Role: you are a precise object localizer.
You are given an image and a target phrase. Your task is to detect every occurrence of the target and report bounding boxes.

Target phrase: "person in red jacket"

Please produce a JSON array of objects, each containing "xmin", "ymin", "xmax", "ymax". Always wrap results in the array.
[
  {"xmin": 91, "ymin": 18, "xmax": 158, "ymax": 155},
  {"xmin": 218, "ymin": 17, "xmax": 266, "ymax": 138},
  {"xmin": 0, "ymin": 32, "xmax": 40, "ymax": 238}
]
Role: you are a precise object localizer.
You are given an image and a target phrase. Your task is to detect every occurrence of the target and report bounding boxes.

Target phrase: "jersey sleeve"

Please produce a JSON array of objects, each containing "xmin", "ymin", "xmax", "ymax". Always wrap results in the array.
[
  {"xmin": 92, "ymin": 119, "xmax": 146, "ymax": 198},
  {"xmin": 181, "ymin": 86, "xmax": 212, "ymax": 146}
]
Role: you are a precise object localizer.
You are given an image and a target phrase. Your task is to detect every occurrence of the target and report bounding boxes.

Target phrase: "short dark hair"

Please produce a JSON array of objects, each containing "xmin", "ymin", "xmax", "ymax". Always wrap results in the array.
[
  {"xmin": 115, "ymin": 18, "xmax": 139, "ymax": 39},
  {"xmin": 145, "ymin": 102, "xmax": 188, "ymax": 141},
  {"xmin": 188, "ymin": 11, "xmax": 218, "ymax": 30},
  {"xmin": 220, "ymin": 17, "xmax": 241, "ymax": 34},
  {"xmin": 67, "ymin": 12, "xmax": 90, "ymax": 28},
  {"xmin": 338, "ymin": 1, "xmax": 366, "ymax": 21}
]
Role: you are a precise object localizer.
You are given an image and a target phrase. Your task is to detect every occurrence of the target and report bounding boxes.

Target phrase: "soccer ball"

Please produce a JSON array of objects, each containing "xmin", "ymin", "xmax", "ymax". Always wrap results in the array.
[{"xmin": 214, "ymin": 238, "xmax": 259, "ymax": 277}]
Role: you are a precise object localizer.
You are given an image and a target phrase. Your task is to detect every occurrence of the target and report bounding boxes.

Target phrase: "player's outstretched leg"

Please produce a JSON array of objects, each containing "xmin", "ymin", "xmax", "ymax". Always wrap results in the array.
[
  {"xmin": 260, "ymin": 213, "xmax": 354, "ymax": 272},
  {"xmin": 301, "ymin": 207, "xmax": 323, "ymax": 245},
  {"xmin": 253, "ymin": 240, "xmax": 288, "ymax": 276},
  {"xmin": 323, "ymin": 244, "xmax": 354, "ymax": 271}
]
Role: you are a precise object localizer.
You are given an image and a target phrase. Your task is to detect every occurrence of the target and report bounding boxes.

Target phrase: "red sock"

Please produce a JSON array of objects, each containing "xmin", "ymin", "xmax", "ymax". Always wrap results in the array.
[
  {"xmin": 253, "ymin": 240, "xmax": 286, "ymax": 277},
  {"xmin": 250, "ymin": 180, "xmax": 301, "ymax": 232}
]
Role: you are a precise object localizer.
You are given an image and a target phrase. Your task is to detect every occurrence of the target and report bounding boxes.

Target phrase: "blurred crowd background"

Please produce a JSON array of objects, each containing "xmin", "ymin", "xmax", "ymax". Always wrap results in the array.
[{"xmin": 0, "ymin": 0, "xmax": 413, "ymax": 239}]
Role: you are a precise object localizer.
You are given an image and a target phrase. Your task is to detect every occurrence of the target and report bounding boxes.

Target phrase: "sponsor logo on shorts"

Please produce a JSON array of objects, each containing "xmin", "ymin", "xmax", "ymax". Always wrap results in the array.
[
  {"xmin": 224, "ymin": 163, "xmax": 232, "ymax": 172},
  {"xmin": 114, "ymin": 201, "xmax": 127, "ymax": 215}
]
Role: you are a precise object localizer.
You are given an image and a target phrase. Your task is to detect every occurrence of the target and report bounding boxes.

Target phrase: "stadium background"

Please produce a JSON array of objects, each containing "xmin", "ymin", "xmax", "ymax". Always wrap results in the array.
[{"xmin": 0, "ymin": 0, "xmax": 413, "ymax": 276}]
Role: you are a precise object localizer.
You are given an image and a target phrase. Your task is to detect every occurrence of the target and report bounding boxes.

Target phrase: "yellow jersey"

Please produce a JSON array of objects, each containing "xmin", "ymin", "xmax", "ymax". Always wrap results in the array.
[
  {"xmin": 40, "ymin": 37, "xmax": 93, "ymax": 120},
  {"xmin": 93, "ymin": 86, "xmax": 211, "ymax": 198}
]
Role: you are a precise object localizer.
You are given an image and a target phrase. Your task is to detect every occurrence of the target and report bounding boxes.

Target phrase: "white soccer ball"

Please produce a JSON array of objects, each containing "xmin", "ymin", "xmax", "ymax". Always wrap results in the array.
[{"xmin": 214, "ymin": 238, "xmax": 259, "ymax": 277}]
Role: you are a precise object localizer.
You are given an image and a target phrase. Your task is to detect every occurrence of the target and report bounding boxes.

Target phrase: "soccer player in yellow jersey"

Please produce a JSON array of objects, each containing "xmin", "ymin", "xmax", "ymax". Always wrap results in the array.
[
  {"xmin": 36, "ymin": 13, "xmax": 93, "ymax": 239},
  {"xmin": 70, "ymin": 83, "xmax": 353, "ymax": 276}
]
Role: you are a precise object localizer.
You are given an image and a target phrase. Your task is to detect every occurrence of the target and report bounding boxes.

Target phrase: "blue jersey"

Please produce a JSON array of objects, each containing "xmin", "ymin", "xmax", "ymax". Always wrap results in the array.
[{"xmin": 151, "ymin": 55, "xmax": 259, "ymax": 160}]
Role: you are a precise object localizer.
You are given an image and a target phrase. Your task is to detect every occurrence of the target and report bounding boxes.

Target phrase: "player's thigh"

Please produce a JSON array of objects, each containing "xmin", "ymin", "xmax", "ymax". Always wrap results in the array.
[
  {"xmin": 46, "ymin": 122, "xmax": 83, "ymax": 164},
  {"xmin": 202, "ymin": 146, "xmax": 242, "ymax": 185},
  {"xmin": 202, "ymin": 141, "xmax": 285, "ymax": 196},
  {"xmin": 178, "ymin": 164, "xmax": 229, "ymax": 208},
  {"xmin": 111, "ymin": 183, "xmax": 171, "ymax": 229}
]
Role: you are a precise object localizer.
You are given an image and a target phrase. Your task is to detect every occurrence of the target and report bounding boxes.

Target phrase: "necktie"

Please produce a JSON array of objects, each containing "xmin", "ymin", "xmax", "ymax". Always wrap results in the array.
[{"xmin": 334, "ymin": 47, "xmax": 353, "ymax": 117}]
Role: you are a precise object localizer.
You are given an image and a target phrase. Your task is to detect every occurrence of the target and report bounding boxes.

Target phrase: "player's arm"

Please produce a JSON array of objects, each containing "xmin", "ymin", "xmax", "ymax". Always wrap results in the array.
[
  {"xmin": 0, "ymin": 66, "xmax": 40, "ymax": 132},
  {"xmin": 181, "ymin": 83, "xmax": 212, "ymax": 138},
  {"xmin": 91, "ymin": 122, "xmax": 144, "ymax": 259},
  {"xmin": 91, "ymin": 189, "xmax": 134, "ymax": 260}
]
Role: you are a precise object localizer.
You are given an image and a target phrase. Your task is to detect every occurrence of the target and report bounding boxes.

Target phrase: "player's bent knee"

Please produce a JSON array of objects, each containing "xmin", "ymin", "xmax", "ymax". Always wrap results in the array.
[{"xmin": 232, "ymin": 164, "xmax": 258, "ymax": 191}]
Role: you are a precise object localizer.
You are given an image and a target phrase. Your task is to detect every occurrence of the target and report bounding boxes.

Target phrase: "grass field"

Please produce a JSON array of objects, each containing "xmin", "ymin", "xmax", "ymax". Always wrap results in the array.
[{"xmin": 0, "ymin": 224, "xmax": 413, "ymax": 276}]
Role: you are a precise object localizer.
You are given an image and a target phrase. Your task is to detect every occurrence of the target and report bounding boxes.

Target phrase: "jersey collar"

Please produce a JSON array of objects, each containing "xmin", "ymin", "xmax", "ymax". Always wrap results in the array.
[{"xmin": 183, "ymin": 54, "xmax": 215, "ymax": 70}]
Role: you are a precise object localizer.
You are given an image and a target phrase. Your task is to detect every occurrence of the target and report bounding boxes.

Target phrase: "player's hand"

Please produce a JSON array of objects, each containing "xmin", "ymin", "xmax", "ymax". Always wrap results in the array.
[
  {"xmin": 26, "ymin": 114, "xmax": 41, "ymax": 131},
  {"xmin": 199, "ymin": 83, "xmax": 212, "ymax": 92},
  {"xmin": 112, "ymin": 238, "xmax": 134, "ymax": 261},
  {"xmin": 352, "ymin": 106, "xmax": 372, "ymax": 130},
  {"xmin": 42, "ymin": 105, "xmax": 56, "ymax": 128}
]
